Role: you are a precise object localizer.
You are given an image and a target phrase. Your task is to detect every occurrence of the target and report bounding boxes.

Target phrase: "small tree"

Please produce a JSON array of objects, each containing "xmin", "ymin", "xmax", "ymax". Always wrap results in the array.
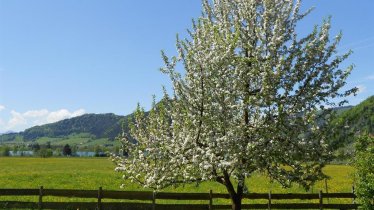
[
  {"xmin": 71, "ymin": 145, "xmax": 78, "ymax": 156},
  {"xmin": 113, "ymin": 1, "xmax": 356, "ymax": 209},
  {"xmin": 54, "ymin": 148, "xmax": 62, "ymax": 156},
  {"xmin": 355, "ymin": 134, "xmax": 374, "ymax": 209},
  {"xmin": 31, "ymin": 143, "xmax": 40, "ymax": 153},
  {"xmin": 1, "ymin": 146, "xmax": 10, "ymax": 157},
  {"xmin": 94, "ymin": 145, "xmax": 102, "ymax": 157},
  {"xmin": 38, "ymin": 148, "xmax": 53, "ymax": 158},
  {"xmin": 13, "ymin": 145, "xmax": 19, "ymax": 155},
  {"xmin": 46, "ymin": 141, "xmax": 51, "ymax": 149},
  {"xmin": 63, "ymin": 144, "xmax": 72, "ymax": 156}
]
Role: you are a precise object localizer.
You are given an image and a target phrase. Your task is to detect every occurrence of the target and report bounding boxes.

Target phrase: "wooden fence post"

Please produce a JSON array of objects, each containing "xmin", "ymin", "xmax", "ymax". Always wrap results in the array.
[
  {"xmin": 352, "ymin": 185, "xmax": 356, "ymax": 204},
  {"xmin": 325, "ymin": 178, "xmax": 329, "ymax": 203},
  {"xmin": 97, "ymin": 187, "xmax": 102, "ymax": 210},
  {"xmin": 268, "ymin": 191, "xmax": 271, "ymax": 210},
  {"xmin": 38, "ymin": 186, "xmax": 43, "ymax": 210},
  {"xmin": 209, "ymin": 189, "xmax": 213, "ymax": 210},
  {"xmin": 152, "ymin": 191, "xmax": 156, "ymax": 210},
  {"xmin": 319, "ymin": 190, "xmax": 323, "ymax": 210}
]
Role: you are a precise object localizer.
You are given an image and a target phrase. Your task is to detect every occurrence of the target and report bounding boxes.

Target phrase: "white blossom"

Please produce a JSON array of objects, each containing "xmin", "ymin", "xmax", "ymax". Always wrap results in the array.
[{"xmin": 112, "ymin": 1, "xmax": 356, "ymax": 209}]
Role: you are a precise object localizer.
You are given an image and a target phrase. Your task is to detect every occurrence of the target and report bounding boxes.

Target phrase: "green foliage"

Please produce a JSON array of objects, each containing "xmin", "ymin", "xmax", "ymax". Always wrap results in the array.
[
  {"xmin": 334, "ymin": 144, "xmax": 354, "ymax": 163},
  {"xmin": 31, "ymin": 142, "xmax": 40, "ymax": 152},
  {"xmin": 0, "ymin": 146, "xmax": 10, "ymax": 156},
  {"xmin": 63, "ymin": 144, "xmax": 72, "ymax": 156},
  {"xmin": 329, "ymin": 96, "xmax": 374, "ymax": 150},
  {"xmin": 94, "ymin": 145, "xmax": 107, "ymax": 157},
  {"xmin": 38, "ymin": 148, "xmax": 53, "ymax": 158},
  {"xmin": 354, "ymin": 134, "xmax": 374, "ymax": 209}
]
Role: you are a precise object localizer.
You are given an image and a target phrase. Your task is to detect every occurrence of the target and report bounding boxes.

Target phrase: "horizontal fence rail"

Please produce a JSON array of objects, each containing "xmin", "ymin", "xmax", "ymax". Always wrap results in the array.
[{"xmin": 0, "ymin": 186, "xmax": 359, "ymax": 210}]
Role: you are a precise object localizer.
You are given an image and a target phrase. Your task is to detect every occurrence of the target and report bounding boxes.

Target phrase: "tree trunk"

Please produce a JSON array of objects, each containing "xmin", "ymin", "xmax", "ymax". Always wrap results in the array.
[
  {"xmin": 230, "ymin": 193, "xmax": 242, "ymax": 210},
  {"xmin": 223, "ymin": 170, "xmax": 244, "ymax": 210}
]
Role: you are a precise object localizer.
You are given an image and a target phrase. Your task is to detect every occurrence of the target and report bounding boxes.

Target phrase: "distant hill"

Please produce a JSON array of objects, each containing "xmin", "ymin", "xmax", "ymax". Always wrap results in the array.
[
  {"xmin": 24, "ymin": 113, "xmax": 126, "ymax": 140},
  {"xmin": 0, "ymin": 96, "xmax": 372, "ymax": 150},
  {"xmin": 328, "ymin": 96, "xmax": 374, "ymax": 150},
  {"xmin": 0, "ymin": 131, "xmax": 16, "ymax": 135},
  {"xmin": 330, "ymin": 105, "xmax": 354, "ymax": 114},
  {"xmin": 0, "ymin": 113, "xmax": 131, "ymax": 144}
]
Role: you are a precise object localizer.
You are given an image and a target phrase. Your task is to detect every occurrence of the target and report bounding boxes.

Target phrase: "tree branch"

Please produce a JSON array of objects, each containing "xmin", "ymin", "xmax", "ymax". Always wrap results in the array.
[
  {"xmin": 223, "ymin": 170, "xmax": 237, "ymax": 197},
  {"xmin": 195, "ymin": 65, "xmax": 208, "ymax": 148}
]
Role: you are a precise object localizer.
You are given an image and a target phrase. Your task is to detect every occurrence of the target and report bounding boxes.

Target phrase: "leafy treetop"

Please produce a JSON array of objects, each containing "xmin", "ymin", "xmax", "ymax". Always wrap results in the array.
[{"xmin": 113, "ymin": 1, "xmax": 356, "ymax": 209}]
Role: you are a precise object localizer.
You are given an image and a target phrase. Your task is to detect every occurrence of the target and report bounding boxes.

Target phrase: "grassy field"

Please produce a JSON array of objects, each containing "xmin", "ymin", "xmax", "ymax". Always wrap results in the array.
[
  {"xmin": 0, "ymin": 157, "xmax": 355, "ymax": 192},
  {"xmin": 0, "ymin": 157, "xmax": 123, "ymax": 190},
  {"xmin": 34, "ymin": 133, "xmax": 121, "ymax": 148},
  {"xmin": 0, "ymin": 157, "xmax": 355, "ymax": 204}
]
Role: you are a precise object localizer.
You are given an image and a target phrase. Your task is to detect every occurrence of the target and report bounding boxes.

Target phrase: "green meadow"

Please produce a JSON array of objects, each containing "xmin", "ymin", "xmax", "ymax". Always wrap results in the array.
[{"xmin": 0, "ymin": 157, "xmax": 355, "ymax": 204}]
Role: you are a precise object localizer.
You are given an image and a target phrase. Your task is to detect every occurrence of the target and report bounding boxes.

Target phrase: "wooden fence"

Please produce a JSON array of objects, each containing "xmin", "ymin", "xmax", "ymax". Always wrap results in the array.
[{"xmin": 0, "ymin": 187, "xmax": 359, "ymax": 210}]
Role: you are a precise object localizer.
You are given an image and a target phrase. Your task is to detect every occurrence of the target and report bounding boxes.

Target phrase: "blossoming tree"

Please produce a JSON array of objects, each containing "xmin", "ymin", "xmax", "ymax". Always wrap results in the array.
[{"xmin": 113, "ymin": 0, "xmax": 356, "ymax": 209}]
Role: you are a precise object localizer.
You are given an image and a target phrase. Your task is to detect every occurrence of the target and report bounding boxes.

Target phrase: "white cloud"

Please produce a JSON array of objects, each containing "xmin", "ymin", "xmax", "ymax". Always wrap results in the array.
[
  {"xmin": 72, "ymin": 109, "xmax": 86, "ymax": 117},
  {"xmin": 23, "ymin": 109, "xmax": 49, "ymax": 118},
  {"xmin": 366, "ymin": 75, "xmax": 374, "ymax": 80},
  {"xmin": 357, "ymin": 85, "xmax": 366, "ymax": 94},
  {"xmin": 0, "ymin": 105, "xmax": 5, "ymax": 112},
  {"xmin": 46, "ymin": 109, "xmax": 85, "ymax": 123},
  {"xmin": 0, "ymin": 108, "xmax": 86, "ymax": 132},
  {"xmin": 6, "ymin": 110, "xmax": 27, "ymax": 130}
]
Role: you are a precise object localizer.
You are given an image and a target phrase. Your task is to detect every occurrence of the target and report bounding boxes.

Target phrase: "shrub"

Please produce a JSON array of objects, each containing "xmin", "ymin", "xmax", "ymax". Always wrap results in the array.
[
  {"xmin": 38, "ymin": 148, "xmax": 53, "ymax": 158},
  {"xmin": 0, "ymin": 146, "xmax": 10, "ymax": 156},
  {"xmin": 63, "ymin": 144, "xmax": 72, "ymax": 156},
  {"xmin": 355, "ymin": 134, "xmax": 374, "ymax": 209}
]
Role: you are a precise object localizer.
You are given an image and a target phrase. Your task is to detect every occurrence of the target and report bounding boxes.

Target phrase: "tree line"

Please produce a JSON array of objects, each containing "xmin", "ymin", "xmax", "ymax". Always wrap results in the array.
[{"xmin": 0, "ymin": 143, "xmax": 120, "ymax": 157}]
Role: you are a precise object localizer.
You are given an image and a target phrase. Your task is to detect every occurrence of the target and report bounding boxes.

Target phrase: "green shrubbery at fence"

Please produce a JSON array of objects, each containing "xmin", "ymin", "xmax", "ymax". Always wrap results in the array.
[{"xmin": 355, "ymin": 134, "xmax": 374, "ymax": 209}]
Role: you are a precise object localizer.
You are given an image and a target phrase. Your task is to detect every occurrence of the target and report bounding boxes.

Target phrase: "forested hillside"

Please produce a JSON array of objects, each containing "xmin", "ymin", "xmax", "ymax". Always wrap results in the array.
[
  {"xmin": 23, "ymin": 113, "xmax": 125, "ymax": 140},
  {"xmin": 1, "ymin": 96, "xmax": 372, "ymax": 151},
  {"xmin": 328, "ymin": 96, "xmax": 374, "ymax": 150},
  {"xmin": 0, "ymin": 113, "xmax": 130, "ymax": 143}
]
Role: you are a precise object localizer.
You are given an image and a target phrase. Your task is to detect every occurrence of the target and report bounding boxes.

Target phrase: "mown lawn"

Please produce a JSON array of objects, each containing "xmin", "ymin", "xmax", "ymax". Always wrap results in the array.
[{"xmin": 0, "ymin": 157, "xmax": 355, "ymax": 204}]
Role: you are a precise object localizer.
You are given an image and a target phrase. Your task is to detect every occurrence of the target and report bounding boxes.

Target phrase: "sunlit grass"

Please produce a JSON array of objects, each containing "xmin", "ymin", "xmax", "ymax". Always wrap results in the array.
[{"xmin": 0, "ymin": 157, "xmax": 355, "ymax": 205}]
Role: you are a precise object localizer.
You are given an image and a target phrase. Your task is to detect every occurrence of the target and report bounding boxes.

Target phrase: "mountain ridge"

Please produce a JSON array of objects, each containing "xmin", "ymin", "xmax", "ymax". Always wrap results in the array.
[
  {"xmin": 0, "ymin": 113, "xmax": 131, "ymax": 143},
  {"xmin": 328, "ymin": 95, "xmax": 374, "ymax": 150},
  {"xmin": 0, "ymin": 96, "xmax": 372, "ymax": 150}
]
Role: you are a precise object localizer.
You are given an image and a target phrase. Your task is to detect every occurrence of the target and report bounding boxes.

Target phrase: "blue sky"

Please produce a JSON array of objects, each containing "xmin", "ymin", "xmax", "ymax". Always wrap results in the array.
[{"xmin": 0, "ymin": 0, "xmax": 373, "ymax": 132}]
